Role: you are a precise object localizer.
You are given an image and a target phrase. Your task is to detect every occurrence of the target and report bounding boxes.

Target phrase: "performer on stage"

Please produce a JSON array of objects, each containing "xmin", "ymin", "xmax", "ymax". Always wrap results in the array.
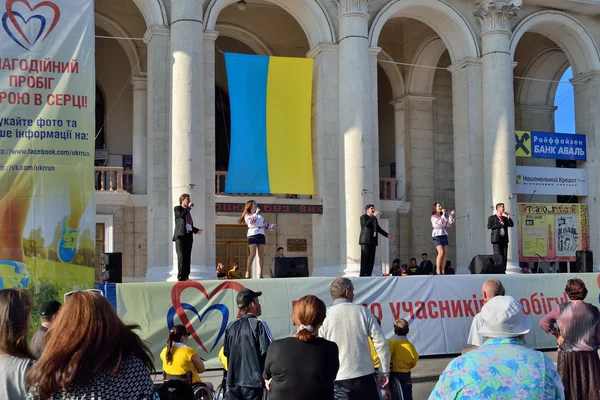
[
  {"xmin": 172, "ymin": 194, "xmax": 202, "ymax": 281},
  {"xmin": 359, "ymin": 204, "xmax": 394, "ymax": 277},
  {"xmin": 487, "ymin": 203, "xmax": 514, "ymax": 270},
  {"xmin": 238, "ymin": 200, "xmax": 277, "ymax": 278},
  {"xmin": 431, "ymin": 202, "xmax": 455, "ymax": 275}
]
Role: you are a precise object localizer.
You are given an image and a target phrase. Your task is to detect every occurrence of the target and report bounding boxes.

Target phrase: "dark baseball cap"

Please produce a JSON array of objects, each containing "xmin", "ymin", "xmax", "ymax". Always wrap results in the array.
[
  {"xmin": 237, "ymin": 288, "xmax": 262, "ymax": 309},
  {"xmin": 40, "ymin": 300, "xmax": 61, "ymax": 317}
]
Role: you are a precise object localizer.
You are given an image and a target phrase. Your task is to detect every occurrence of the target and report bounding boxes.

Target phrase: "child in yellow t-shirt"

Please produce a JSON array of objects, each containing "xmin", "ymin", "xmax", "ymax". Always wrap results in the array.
[
  {"xmin": 227, "ymin": 263, "xmax": 243, "ymax": 279},
  {"xmin": 388, "ymin": 319, "xmax": 418, "ymax": 400},
  {"xmin": 368, "ymin": 317, "xmax": 382, "ymax": 371}
]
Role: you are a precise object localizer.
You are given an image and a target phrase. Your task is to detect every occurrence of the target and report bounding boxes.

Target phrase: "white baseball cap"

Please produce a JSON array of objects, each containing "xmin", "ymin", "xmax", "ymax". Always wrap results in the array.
[{"xmin": 479, "ymin": 295, "xmax": 532, "ymax": 338}]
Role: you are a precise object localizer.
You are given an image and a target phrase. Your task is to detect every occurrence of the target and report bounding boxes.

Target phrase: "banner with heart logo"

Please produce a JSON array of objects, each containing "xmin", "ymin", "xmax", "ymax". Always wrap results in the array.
[
  {"xmin": 0, "ymin": 0, "xmax": 95, "ymax": 296},
  {"xmin": 116, "ymin": 274, "xmax": 600, "ymax": 370}
]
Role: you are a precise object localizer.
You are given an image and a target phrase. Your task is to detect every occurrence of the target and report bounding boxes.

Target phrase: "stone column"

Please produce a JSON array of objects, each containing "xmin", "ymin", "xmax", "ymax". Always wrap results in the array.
[
  {"xmin": 169, "ymin": 0, "xmax": 213, "ymax": 280},
  {"xmin": 307, "ymin": 43, "xmax": 343, "ymax": 277},
  {"xmin": 403, "ymin": 94, "xmax": 436, "ymax": 260},
  {"xmin": 475, "ymin": 0, "xmax": 521, "ymax": 274},
  {"xmin": 144, "ymin": 25, "xmax": 172, "ymax": 282},
  {"xmin": 448, "ymin": 58, "xmax": 486, "ymax": 272},
  {"xmin": 370, "ymin": 47, "xmax": 382, "ymax": 208},
  {"xmin": 572, "ymin": 72, "xmax": 600, "ymax": 264},
  {"xmin": 203, "ymin": 31, "xmax": 219, "ymax": 276},
  {"xmin": 391, "ymin": 99, "xmax": 406, "ymax": 200},
  {"xmin": 334, "ymin": 0, "xmax": 375, "ymax": 276},
  {"xmin": 131, "ymin": 77, "xmax": 147, "ymax": 194}
]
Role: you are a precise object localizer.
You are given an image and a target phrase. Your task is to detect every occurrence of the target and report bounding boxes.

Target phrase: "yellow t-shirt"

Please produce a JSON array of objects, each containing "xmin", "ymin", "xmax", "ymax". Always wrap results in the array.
[
  {"xmin": 227, "ymin": 269, "xmax": 242, "ymax": 279},
  {"xmin": 368, "ymin": 338, "xmax": 380, "ymax": 369},
  {"xmin": 160, "ymin": 345, "xmax": 202, "ymax": 384},
  {"xmin": 388, "ymin": 337, "xmax": 419, "ymax": 373},
  {"xmin": 219, "ymin": 346, "xmax": 228, "ymax": 371}
]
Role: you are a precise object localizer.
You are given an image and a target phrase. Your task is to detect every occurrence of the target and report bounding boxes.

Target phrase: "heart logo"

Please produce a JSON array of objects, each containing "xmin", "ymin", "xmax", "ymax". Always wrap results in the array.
[
  {"xmin": 168, "ymin": 281, "xmax": 245, "ymax": 354},
  {"xmin": 2, "ymin": 0, "xmax": 60, "ymax": 51}
]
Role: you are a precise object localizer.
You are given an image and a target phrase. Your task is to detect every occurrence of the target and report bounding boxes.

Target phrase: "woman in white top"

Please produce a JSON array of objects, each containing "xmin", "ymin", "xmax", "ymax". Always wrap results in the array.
[
  {"xmin": 238, "ymin": 200, "xmax": 277, "ymax": 278},
  {"xmin": 430, "ymin": 202, "xmax": 455, "ymax": 275}
]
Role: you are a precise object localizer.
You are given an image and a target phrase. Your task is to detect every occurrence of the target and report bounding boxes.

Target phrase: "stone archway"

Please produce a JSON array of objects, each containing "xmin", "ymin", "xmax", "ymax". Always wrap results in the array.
[
  {"xmin": 215, "ymin": 23, "xmax": 273, "ymax": 55},
  {"xmin": 516, "ymin": 47, "xmax": 570, "ymax": 107},
  {"xmin": 95, "ymin": 12, "xmax": 143, "ymax": 76},
  {"xmin": 204, "ymin": 0, "xmax": 335, "ymax": 48},
  {"xmin": 378, "ymin": 49, "xmax": 405, "ymax": 99},
  {"xmin": 511, "ymin": 11, "xmax": 600, "ymax": 76},
  {"xmin": 131, "ymin": 0, "xmax": 168, "ymax": 26},
  {"xmin": 406, "ymin": 35, "xmax": 447, "ymax": 95},
  {"xmin": 369, "ymin": 0, "xmax": 479, "ymax": 63}
]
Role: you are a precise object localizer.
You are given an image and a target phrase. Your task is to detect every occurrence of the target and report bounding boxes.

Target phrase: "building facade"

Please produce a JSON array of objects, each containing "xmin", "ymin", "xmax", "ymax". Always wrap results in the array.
[{"xmin": 92, "ymin": 0, "xmax": 600, "ymax": 281}]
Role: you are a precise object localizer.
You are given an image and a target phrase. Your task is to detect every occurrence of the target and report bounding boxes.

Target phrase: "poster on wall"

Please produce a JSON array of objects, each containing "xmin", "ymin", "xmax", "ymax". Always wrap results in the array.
[
  {"xmin": 0, "ymin": 0, "xmax": 96, "ymax": 295},
  {"xmin": 516, "ymin": 166, "xmax": 588, "ymax": 196},
  {"xmin": 515, "ymin": 130, "xmax": 587, "ymax": 161},
  {"xmin": 518, "ymin": 203, "xmax": 589, "ymax": 262}
]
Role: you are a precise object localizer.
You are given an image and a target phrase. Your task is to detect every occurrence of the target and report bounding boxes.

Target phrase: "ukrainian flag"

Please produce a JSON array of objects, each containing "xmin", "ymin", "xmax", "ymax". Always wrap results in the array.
[{"xmin": 224, "ymin": 53, "xmax": 314, "ymax": 195}]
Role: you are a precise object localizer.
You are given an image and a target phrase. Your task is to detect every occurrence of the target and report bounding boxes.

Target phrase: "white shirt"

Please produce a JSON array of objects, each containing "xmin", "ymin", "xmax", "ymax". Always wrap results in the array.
[
  {"xmin": 467, "ymin": 313, "xmax": 485, "ymax": 346},
  {"xmin": 244, "ymin": 212, "xmax": 273, "ymax": 236},
  {"xmin": 431, "ymin": 214, "xmax": 454, "ymax": 237}
]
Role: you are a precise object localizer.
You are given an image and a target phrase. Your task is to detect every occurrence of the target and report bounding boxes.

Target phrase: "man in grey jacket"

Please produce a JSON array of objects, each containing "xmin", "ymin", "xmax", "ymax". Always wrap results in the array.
[{"xmin": 320, "ymin": 277, "xmax": 390, "ymax": 399}]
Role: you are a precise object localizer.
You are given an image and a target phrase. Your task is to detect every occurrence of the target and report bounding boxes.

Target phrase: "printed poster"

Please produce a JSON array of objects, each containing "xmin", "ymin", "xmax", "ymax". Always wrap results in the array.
[
  {"xmin": 0, "ymin": 0, "xmax": 96, "ymax": 297},
  {"xmin": 518, "ymin": 203, "xmax": 589, "ymax": 262}
]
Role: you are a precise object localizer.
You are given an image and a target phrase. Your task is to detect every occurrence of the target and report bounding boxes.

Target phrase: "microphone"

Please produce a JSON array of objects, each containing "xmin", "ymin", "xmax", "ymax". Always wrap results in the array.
[{"xmin": 379, "ymin": 212, "xmax": 384, "ymax": 216}]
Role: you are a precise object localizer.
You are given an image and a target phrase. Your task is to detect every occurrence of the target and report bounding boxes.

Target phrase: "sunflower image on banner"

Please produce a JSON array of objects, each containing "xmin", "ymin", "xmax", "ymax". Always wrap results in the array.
[{"xmin": 224, "ymin": 53, "xmax": 314, "ymax": 195}]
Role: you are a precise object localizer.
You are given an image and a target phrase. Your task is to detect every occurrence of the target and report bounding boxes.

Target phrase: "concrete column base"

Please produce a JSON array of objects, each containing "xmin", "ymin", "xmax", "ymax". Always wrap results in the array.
[
  {"xmin": 505, "ymin": 261, "xmax": 522, "ymax": 275},
  {"xmin": 145, "ymin": 266, "xmax": 170, "ymax": 282},
  {"xmin": 167, "ymin": 265, "xmax": 218, "ymax": 282},
  {"xmin": 343, "ymin": 263, "xmax": 360, "ymax": 277}
]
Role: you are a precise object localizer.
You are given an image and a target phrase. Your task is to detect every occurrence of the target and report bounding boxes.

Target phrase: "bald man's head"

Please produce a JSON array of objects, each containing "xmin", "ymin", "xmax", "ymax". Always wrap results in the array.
[{"xmin": 481, "ymin": 279, "xmax": 505, "ymax": 302}]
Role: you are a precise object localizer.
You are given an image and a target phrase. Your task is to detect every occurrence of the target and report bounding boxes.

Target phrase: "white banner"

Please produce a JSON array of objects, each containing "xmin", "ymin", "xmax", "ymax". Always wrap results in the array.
[
  {"xmin": 117, "ymin": 274, "xmax": 600, "ymax": 370},
  {"xmin": 0, "ymin": 0, "xmax": 96, "ymax": 293},
  {"xmin": 516, "ymin": 166, "xmax": 588, "ymax": 196}
]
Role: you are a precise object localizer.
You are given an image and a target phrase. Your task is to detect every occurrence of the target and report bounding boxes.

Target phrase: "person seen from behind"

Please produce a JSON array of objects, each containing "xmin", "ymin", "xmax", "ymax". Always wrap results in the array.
[
  {"xmin": 26, "ymin": 290, "xmax": 158, "ymax": 399},
  {"xmin": 30, "ymin": 300, "xmax": 61, "ymax": 358},
  {"xmin": 264, "ymin": 295, "xmax": 339, "ymax": 400},
  {"xmin": 389, "ymin": 319, "xmax": 418, "ymax": 400},
  {"xmin": 462, "ymin": 278, "xmax": 505, "ymax": 354},
  {"xmin": 160, "ymin": 325, "xmax": 213, "ymax": 394},
  {"xmin": 430, "ymin": 295, "xmax": 564, "ymax": 399},
  {"xmin": 224, "ymin": 288, "xmax": 273, "ymax": 400},
  {"xmin": 0, "ymin": 289, "xmax": 35, "ymax": 399},
  {"xmin": 319, "ymin": 277, "xmax": 390, "ymax": 400},
  {"xmin": 540, "ymin": 279, "xmax": 600, "ymax": 400},
  {"xmin": 368, "ymin": 317, "xmax": 382, "ymax": 372}
]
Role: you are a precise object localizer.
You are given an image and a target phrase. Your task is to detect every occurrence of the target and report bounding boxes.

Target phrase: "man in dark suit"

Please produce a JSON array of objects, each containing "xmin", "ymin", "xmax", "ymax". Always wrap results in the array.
[
  {"xmin": 173, "ymin": 193, "xmax": 202, "ymax": 281},
  {"xmin": 487, "ymin": 202, "xmax": 514, "ymax": 269},
  {"xmin": 359, "ymin": 204, "xmax": 394, "ymax": 276}
]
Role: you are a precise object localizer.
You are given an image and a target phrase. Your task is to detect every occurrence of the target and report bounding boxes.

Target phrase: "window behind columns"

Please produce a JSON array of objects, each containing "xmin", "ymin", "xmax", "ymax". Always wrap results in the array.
[{"xmin": 95, "ymin": 83, "xmax": 106, "ymax": 150}]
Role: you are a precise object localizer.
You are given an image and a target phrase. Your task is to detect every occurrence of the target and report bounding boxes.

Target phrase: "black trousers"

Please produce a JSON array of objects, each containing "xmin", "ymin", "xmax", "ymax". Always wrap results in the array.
[
  {"xmin": 391, "ymin": 372, "xmax": 413, "ymax": 400},
  {"xmin": 227, "ymin": 386, "xmax": 264, "ymax": 400},
  {"xmin": 175, "ymin": 233, "xmax": 193, "ymax": 281},
  {"xmin": 360, "ymin": 244, "xmax": 377, "ymax": 276},
  {"xmin": 334, "ymin": 373, "xmax": 381, "ymax": 400},
  {"xmin": 493, "ymin": 241, "xmax": 508, "ymax": 269}
]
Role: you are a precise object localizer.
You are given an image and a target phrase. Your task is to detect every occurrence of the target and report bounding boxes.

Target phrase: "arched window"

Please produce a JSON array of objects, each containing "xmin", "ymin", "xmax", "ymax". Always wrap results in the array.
[{"xmin": 554, "ymin": 67, "xmax": 575, "ymax": 134}]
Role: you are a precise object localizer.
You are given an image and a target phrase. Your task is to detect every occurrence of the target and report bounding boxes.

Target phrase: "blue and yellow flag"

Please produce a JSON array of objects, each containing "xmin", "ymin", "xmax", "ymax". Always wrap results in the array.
[{"xmin": 224, "ymin": 53, "xmax": 314, "ymax": 195}]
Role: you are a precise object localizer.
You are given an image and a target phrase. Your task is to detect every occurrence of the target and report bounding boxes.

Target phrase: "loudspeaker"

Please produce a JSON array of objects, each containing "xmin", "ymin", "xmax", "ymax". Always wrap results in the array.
[
  {"xmin": 468, "ymin": 255, "xmax": 505, "ymax": 274},
  {"xmin": 101, "ymin": 252, "xmax": 122, "ymax": 283},
  {"xmin": 273, "ymin": 257, "xmax": 309, "ymax": 278},
  {"xmin": 576, "ymin": 250, "xmax": 593, "ymax": 273}
]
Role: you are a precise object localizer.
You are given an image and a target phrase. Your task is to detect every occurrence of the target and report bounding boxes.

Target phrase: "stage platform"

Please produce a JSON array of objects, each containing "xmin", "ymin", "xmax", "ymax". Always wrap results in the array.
[{"xmin": 114, "ymin": 273, "xmax": 600, "ymax": 370}]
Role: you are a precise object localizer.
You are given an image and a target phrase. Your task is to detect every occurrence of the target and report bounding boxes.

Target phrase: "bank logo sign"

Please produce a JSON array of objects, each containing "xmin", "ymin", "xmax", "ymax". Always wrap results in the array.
[
  {"xmin": 516, "ymin": 166, "xmax": 588, "ymax": 196},
  {"xmin": 515, "ymin": 131, "xmax": 586, "ymax": 161}
]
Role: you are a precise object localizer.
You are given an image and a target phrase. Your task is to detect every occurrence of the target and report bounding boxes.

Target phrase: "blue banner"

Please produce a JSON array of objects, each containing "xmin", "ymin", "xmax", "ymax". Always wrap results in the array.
[{"xmin": 516, "ymin": 131, "xmax": 586, "ymax": 160}]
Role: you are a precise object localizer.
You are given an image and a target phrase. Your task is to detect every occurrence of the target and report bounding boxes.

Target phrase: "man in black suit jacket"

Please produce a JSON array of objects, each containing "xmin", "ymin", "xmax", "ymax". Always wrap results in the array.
[
  {"xmin": 487, "ymin": 202, "xmax": 514, "ymax": 269},
  {"xmin": 359, "ymin": 204, "xmax": 394, "ymax": 276},
  {"xmin": 173, "ymin": 193, "xmax": 202, "ymax": 281}
]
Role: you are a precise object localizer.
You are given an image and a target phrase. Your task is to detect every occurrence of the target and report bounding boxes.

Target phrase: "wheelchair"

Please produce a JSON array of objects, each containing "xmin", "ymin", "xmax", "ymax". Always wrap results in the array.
[{"xmin": 157, "ymin": 372, "xmax": 214, "ymax": 400}]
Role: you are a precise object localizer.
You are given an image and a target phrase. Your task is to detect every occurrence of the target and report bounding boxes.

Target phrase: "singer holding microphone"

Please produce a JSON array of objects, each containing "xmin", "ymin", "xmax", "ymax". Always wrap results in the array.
[
  {"xmin": 431, "ymin": 202, "xmax": 455, "ymax": 275},
  {"xmin": 487, "ymin": 203, "xmax": 514, "ymax": 270},
  {"xmin": 173, "ymin": 194, "xmax": 203, "ymax": 281},
  {"xmin": 238, "ymin": 200, "xmax": 277, "ymax": 278},
  {"xmin": 359, "ymin": 204, "xmax": 394, "ymax": 277}
]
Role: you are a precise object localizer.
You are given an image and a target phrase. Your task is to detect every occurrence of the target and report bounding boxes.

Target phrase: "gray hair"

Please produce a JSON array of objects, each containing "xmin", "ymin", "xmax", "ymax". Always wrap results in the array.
[
  {"xmin": 330, "ymin": 277, "xmax": 353, "ymax": 300},
  {"xmin": 483, "ymin": 279, "xmax": 505, "ymax": 297}
]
